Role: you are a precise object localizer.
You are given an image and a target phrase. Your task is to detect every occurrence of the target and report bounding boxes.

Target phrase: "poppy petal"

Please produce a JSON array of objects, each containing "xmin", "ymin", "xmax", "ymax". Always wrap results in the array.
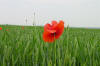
[
  {"xmin": 55, "ymin": 20, "xmax": 64, "ymax": 39},
  {"xmin": 46, "ymin": 30, "xmax": 56, "ymax": 33},
  {"xmin": 44, "ymin": 24, "xmax": 51, "ymax": 31},
  {"xmin": 43, "ymin": 32, "xmax": 55, "ymax": 42},
  {"xmin": 52, "ymin": 20, "xmax": 57, "ymax": 26},
  {"xmin": 44, "ymin": 23, "xmax": 56, "ymax": 33}
]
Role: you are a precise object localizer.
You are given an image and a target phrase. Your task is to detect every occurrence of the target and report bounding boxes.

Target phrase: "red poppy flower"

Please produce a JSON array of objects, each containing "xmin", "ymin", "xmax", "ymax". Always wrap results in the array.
[
  {"xmin": 22, "ymin": 26, "xmax": 24, "ymax": 30},
  {"xmin": 0, "ymin": 27, "xmax": 2, "ymax": 30},
  {"xmin": 6, "ymin": 29, "xmax": 8, "ymax": 31},
  {"xmin": 43, "ymin": 20, "xmax": 64, "ymax": 43}
]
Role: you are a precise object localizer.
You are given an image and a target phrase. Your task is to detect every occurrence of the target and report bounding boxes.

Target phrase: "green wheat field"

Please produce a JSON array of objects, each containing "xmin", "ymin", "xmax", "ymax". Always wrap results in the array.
[{"xmin": 0, "ymin": 25, "xmax": 100, "ymax": 66}]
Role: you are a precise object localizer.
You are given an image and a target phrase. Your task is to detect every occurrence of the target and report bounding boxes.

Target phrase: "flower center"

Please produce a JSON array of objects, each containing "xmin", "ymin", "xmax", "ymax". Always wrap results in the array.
[{"xmin": 51, "ymin": 32, "xmax": 56, "ymax": 36}]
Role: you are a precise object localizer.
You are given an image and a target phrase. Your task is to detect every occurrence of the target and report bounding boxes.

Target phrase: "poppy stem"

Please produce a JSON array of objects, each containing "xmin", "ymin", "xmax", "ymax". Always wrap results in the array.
[{"xmin": 54, "ymin": 33, "xmax": 57, "ymax": 65}]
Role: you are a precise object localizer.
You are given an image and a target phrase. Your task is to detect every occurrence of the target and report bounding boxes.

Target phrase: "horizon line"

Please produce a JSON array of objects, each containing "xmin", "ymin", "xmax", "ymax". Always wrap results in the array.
[{"xmin": 0, "ymin": 24, "xmax": 100, "ymax": 29}]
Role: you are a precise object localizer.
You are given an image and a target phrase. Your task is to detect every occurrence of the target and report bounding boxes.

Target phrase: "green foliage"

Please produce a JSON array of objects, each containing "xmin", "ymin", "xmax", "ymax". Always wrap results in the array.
[{"xmin": 0, "ymin": 25, "xmax": 100, "ymax": 66}]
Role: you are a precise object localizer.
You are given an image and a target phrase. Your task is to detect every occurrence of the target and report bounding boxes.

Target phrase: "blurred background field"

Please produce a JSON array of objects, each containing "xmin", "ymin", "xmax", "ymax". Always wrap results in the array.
[{"xmin": 0, "ymin": 25, "xmax": 100, "ymax": 66}]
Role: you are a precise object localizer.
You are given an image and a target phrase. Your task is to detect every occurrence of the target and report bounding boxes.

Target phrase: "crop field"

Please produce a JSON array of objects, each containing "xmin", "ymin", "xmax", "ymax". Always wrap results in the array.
[{"xmin": 0, "ymin": 25, "xmax": 100, "ymax": 66}]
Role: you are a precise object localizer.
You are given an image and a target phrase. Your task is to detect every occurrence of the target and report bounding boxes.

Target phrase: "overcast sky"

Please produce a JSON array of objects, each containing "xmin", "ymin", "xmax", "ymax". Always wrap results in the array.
[{"xmin": 0, "ymin": 0, "xmax": 100, "ymax": 27}]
